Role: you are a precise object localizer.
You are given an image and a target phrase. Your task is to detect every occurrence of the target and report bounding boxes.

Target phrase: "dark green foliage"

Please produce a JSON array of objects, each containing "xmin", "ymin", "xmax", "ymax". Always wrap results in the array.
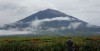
[{"xmin": 0, "ymin": 36, "xmax": 100, "ymax": 51}]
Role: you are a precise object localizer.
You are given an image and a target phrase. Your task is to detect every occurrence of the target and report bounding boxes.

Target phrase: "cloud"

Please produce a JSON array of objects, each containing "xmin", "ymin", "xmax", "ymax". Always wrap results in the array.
[
  {"xmin": 23, "ymin": 17, "xmax": 73, "ymax": 34},
  {"xmin": 0, "ymin": 30, "xmax": 30, "ymax": 35},
  {"xmin": 86, "ymin": 23, "xmax": 98, "ymax": 28},
  {"xmin": 68, "ymin": 22, "xmax": 82, "ymax": 29},
  {"xmin": 31, "ymin": 17, "xmax": 72, "ymax": 28}
]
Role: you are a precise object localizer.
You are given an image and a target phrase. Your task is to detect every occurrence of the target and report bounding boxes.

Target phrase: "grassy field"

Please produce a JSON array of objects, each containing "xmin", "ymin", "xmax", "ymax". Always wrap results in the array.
[{"xmin": 0, "ymin": 36, "xmax": 100, "ymax": 51}]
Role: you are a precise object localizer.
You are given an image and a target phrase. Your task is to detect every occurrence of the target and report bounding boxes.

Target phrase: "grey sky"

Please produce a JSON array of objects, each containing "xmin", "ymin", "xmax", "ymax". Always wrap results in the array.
[{"xmin": 0, "ymin": 0, "xmax": 100, "ymax": 26}]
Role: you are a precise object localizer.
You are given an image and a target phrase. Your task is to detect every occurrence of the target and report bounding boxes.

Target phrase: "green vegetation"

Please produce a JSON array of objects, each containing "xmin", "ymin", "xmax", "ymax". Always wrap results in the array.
[{"xmin": 0, "ymin": 36, "xmax": 100, "ymax": 51}]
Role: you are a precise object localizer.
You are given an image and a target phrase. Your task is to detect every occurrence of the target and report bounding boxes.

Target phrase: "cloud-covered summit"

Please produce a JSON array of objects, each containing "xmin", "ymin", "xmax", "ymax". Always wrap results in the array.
[{"xmin": 0, "ymin": 9, "xmax": 100, "ymax": 35}]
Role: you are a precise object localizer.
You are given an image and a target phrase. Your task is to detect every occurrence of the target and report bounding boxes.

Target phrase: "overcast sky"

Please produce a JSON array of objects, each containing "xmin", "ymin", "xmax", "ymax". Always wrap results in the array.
[{"xmin": 0, "ymin": 0, "xmax": 100, "ymax": 26}]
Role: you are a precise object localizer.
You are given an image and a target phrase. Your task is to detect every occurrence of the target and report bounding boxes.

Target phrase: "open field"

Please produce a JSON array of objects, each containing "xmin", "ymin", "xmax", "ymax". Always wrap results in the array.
[{"xmin": 0, "ymin": 36, "xmax": 100, "ymax": 51}]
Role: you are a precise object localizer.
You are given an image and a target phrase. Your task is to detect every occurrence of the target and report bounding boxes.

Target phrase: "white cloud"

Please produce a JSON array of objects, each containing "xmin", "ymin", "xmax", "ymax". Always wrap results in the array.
[
  {"xmin": 86, "ymin": 23, "xmax": 98, "ymax": 28},
  {"xmin": 68, "ymin": 22, "xmax": 82, "ymax": 29},
  {"xmin": 31, "ymin": 17, "xmax": 72, "ymax": 28},
  {"xmin": 25, "ymin": 17, "xmax": 73, "ymax": 33},
  {"xmin": 0, "ymin": 30, "xmax": 30, "ymax": 35}
]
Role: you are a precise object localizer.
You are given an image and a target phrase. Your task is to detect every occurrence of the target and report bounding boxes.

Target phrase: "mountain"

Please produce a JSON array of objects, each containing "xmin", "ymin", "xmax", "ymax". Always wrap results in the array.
[{"xmin": 0, "ymin": 9, "xmax": 100, "ymax": 35}]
